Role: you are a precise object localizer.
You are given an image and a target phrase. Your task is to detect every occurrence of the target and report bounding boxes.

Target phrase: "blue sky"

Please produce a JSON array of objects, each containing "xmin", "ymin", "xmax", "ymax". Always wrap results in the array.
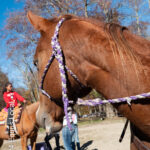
[
  {"xmin": 0, "ymin": 0, "xmax": 24, "ymax": 28},
  {"xmin": 0, "ymin": 0, "xmax": 24, "ymax": 88}
]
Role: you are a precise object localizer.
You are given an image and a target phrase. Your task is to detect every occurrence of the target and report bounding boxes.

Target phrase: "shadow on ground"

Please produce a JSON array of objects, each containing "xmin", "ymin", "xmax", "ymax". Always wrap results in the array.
[
  {"xmin": 54, "ymin": 145, "xmax": 65, "ymax": 150},
  {"xmin": 81, "ymin": 140, "xmax": 98, "ymax": 150},
  {"xmin": 53, "ymin": 140, "xmax": 97, "ymax": 150}
]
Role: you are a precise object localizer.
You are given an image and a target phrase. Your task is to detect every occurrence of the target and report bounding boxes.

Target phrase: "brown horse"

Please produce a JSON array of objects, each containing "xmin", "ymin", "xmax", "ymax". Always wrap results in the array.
[
  {"xmin": 0, "ymin": 102, "xmax": 39, "ymax": 150},
  {"xmin": 27, "ymin": 11, "xmax": 150, "ymax": 149}
]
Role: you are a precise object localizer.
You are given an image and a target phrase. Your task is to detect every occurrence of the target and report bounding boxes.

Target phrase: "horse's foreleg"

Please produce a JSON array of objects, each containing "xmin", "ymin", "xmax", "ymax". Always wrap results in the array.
[
  {"xmin": 30, "ymin": 132, "xmax": 38, "ymax": 150},
  {"xmin": 44, "ymin": 133, "xmax": 53, "ymax": 150},
  {"xmin": 54, "ymin": 134, "xmax": 60, "ymax": 149},
  {"xmin": 21, "ymin": 136, "xmax": 28, "ymax": 150}
]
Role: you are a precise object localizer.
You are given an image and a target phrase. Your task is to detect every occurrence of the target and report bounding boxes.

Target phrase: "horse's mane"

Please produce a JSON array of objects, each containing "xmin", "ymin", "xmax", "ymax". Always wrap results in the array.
[
  {"xmin": 61, "ymin": 14, "xmax": 105, "ymax": 28},
  {"xmin": 57, "ymin": 14, "xmax": 150, "ymax": 67},
  {"xmin": 59, "ymin": 14, "xmax": 150, "ymax": 54},
  {"xmin": 105, "ymin": 22, "xmax": 150, "ymax": 68}
]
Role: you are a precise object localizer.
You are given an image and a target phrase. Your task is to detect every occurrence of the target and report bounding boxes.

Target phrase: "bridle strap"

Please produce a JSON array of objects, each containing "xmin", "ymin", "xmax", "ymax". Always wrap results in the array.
[
  {"xmin": 40, "ymin": 18, "xmax": 85, "ymax": 129},
  {"xmin": 40, "ymin": 52, "xmax": 55, "ymax": 100}
]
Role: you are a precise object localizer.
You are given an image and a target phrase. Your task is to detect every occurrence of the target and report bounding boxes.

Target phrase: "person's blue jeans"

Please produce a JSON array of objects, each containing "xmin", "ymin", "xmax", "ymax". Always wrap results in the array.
[
  {"xmin": 62, "ymin": 124, "xmax": 75, "ymax": 150},
  {"xmin": 72, "ymin": 125, "xmax": 81, "ymax": 150},
  {"xmin": 72, "ymin": 125, "xmax": 79, "ymax": 142}
]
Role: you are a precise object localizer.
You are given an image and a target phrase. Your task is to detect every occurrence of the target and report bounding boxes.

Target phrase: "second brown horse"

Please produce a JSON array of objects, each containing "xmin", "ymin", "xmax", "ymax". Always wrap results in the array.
[{"xmin": 0, "ymin": 102, "xmax": 39, "ymax": 150}]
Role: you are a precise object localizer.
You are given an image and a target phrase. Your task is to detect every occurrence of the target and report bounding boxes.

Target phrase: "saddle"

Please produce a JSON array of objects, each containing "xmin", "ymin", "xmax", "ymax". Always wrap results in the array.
[{"xmin": 0, "ymin": 105, "xmax": 22, "ymax": 125}]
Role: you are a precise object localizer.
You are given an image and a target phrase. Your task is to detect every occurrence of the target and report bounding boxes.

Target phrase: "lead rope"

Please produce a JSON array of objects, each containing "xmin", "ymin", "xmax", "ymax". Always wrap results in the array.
[
  {"xmin": 77, "ymin": 92, "xmax": 150, "ymax": 106},
  {"xmin": 119, "ymin": 119, "xmax": 129, "ymax": 142}
]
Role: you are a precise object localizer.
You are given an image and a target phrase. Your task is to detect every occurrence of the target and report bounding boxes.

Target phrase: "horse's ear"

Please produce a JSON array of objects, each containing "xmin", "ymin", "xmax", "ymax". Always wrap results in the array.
[{"xmin": 27, "ymin": 11, "xmax": 49, "ymax": 32}]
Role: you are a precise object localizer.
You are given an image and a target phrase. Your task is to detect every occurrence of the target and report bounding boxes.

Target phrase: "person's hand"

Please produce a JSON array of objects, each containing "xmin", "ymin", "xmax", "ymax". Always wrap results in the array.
[{"xmin": 18, "ymin": 103, "xmax": 21, "ymax": 107}]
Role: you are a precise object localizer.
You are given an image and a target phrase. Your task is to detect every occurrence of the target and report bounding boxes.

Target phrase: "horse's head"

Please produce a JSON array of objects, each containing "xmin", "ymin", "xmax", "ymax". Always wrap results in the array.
[
  {"xmin": 27, "ymin": 11, "xmax": 91, "ymax": 133},
  {"xmin": 27, "ymin": 11, "xmax": 92, "ymax": 135}
]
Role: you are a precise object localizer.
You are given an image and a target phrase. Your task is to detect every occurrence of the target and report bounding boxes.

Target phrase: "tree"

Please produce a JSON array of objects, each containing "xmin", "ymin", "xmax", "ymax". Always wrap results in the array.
[
  {"xmin": 0, "ymin": 70, "xmax": 9, "ymax": 110},
  {"xmin": 121, "ymin": 0, "xmax": 150, "ymax": 37},
  {"xmin": 3, "ymin": 9, "xmax": 39, "ymax": 102},
  {"xmin": 89, "ymin": 0, "xmax": 125, "ymax": 23}
]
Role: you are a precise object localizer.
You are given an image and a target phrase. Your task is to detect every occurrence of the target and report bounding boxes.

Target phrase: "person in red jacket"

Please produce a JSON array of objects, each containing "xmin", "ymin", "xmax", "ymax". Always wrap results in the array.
[
  {"xmin": 3, "ymin": 82, "xmax": 26, "ymax": 108},
  {"xmin": 2, "ymin": 82, "xmax": 26, "ymax": 132}
]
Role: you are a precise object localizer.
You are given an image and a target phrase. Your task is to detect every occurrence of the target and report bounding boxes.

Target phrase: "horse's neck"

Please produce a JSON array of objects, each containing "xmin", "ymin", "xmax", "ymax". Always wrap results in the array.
[{"xmin": 66, "ymin": 27, "xmax": 150, "ymax": 98}]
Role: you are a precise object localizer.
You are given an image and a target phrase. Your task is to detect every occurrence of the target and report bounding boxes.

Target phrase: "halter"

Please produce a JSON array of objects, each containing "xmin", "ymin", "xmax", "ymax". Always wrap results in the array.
[
  {"xmin": 40, "ymin": 18, "xmax": 85, "ymax": 129},
  {"xmin": 40, "ymin": 17, "xmax": 150, "ymax": 129}
]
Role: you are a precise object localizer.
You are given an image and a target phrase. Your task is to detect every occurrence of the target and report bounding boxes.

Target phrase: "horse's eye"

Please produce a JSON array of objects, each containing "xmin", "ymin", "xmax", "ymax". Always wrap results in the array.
[{"xmin": 33, "ymin": 59, "xmax": 38, "ymax": 67}]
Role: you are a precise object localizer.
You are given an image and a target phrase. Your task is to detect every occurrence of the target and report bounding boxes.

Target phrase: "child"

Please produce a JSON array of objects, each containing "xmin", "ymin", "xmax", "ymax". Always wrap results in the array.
[
  {"xmin": 3, "ymin": 82, "xmax": 26, "ymax": 108},
  {"xmin": 2, "ymin": 82, "xmax": 26, "ymax": 131}
]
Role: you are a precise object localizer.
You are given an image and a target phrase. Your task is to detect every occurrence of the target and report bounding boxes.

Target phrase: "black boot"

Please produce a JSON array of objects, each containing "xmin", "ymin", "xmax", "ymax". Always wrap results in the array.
[
  {"xmin": 72, "ymin": 142, "xmax": 75, "ymax": 150},
  {"xmin": 55, "ymin": 134, "xmax": 60, "ymax": 150},
  {"xmin": 77, "ymin": 142, "xmax": 81, "ymax": 150},
  {"xmin": 44, "ymin": 134, "xmax": 52, "ymax": 150}
]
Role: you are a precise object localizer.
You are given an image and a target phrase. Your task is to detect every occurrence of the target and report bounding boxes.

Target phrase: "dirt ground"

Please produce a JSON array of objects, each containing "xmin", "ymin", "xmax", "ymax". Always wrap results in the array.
[{"xmin": 1, "ymin": 117, "xmax": 130, "ymax": 150}]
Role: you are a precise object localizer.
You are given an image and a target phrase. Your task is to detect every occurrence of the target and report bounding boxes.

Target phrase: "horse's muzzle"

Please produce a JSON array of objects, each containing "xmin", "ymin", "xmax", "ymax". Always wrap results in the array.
[
  {"xmin": 36, "ymin": 109, "xmax": 62, "ymax": 135},
  {"xmin": 44, "ymin": 115, "xmax": 62, "ymax": 135}
]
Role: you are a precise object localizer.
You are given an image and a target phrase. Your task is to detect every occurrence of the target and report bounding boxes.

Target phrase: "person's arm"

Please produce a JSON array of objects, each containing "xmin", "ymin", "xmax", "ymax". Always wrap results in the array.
[
  {"xmin": 14, "ymin": 92, "xmax": 26, "ymax": 103},
  {"xmin": 73, "ymin": 113, "xmax": 78, "ymax": 124},
  {"xmin": 3, "ymin": 93, "xmax": 10, "ymax": 105}
]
